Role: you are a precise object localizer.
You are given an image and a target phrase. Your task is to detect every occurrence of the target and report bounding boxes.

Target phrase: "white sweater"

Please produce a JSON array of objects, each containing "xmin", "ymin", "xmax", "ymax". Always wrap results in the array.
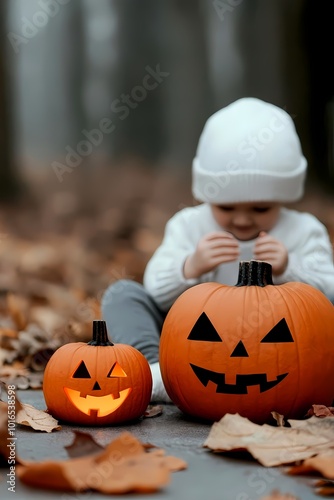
[{"xmin": 143, "ymin": 204, "xmax": 334, "ymax": 311}]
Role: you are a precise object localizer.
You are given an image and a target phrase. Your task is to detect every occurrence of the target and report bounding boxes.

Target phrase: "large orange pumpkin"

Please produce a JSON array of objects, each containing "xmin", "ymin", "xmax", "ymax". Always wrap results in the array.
[
  {"xmin": 159, "ymin": 260, "xmax": 334, "ymax": 424},
  {"xmin": 43, "ymin": 320, "xmax": 152, "ymax": 425}
]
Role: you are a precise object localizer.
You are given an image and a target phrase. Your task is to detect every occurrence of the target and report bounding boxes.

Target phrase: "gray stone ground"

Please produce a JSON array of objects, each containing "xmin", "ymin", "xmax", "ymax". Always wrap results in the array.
[{"xmin": 0, "ymin": 390, "xmax": 319, "ymax": 500}]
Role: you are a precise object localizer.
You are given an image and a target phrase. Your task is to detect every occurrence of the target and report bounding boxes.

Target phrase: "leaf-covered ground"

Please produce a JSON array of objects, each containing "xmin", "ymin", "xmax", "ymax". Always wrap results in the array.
[
  {"xmin": 0, "ymin": 164, "xmax": 333, "ymax": 389},
  {"xmin": 0, "ymin": 164, "xmax": 193, "ymax": 388}
]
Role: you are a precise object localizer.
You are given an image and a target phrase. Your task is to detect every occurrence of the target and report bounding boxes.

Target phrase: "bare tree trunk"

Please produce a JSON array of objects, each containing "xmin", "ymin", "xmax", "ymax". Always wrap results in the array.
[
  {"xmin": 275, "ymin": 0, "xmax": 310, "ymax": 180},
  {"xmin": 233, "ymin": 1, "xmax": 311, "ymax": 182},
  {"xmin": 301, "ymin": 0, "xmax": 334, "ymax": 188},
  {"xmin": 112, "ymin": 0, "xmax": 213, "ymax": 172},
  {"xmin": 45, "ymin": 0, "xmax": 86, "ymax": 161},
  {"xmin": 0, "ymin": 1, "xmax": 21, "ymax": 201},
  {"xmin": 234, "ymin": 1, "xmax": 285, "ymax": 104},
  {"xmin": 111, "ymin": 0, "xmax": 166, "ymax": 163},
  {"xmin": 235, "ymin": 0, "xmax": 334, "ymax": 188},
  {"xmin": 162, "ymin": 0, "xmax": 213, "ymax": 172}
]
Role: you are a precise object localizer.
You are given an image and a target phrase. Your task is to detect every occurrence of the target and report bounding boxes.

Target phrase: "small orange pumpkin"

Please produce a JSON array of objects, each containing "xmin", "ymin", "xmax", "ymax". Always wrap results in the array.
[
  {"xmin": 160, "ymin": 260, "xmax": 334, "ymax": 424},
  {"xmin": 43, "ymin": 320, "xmax": 152, "ymax": 425}
]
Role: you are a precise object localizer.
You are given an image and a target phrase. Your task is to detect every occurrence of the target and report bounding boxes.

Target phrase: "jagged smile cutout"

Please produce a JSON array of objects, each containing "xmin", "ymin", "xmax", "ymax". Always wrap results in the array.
[
  {"xmin": 64, "ymin": 387, "xmax": 132, "ymax": 417},
  {"xmin": 187, "ymin": 314, "xmax": 294, "ymax": 395},
  {"xmin": 64, "ymin": 360, "xmax": 132, "ymax": 417},
  {"xmin": 190, "ymin": 365, "xmax": 288, "ymax": 394}
]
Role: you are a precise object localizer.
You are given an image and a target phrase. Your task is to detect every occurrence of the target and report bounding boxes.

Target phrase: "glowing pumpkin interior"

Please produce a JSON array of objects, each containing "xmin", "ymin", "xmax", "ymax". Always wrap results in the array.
[
  {"xmin": 64, "ymin": 360, "xmax": 132, "ymax": 417},
  {"xmin": 43, "ymin": 320, "xmax": 152, "ymax": 425}
]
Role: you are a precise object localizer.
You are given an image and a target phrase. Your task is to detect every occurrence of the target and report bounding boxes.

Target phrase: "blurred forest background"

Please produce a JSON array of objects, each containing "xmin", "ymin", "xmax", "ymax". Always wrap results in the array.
[{"xmin": 0, "ymin": 0, "xmax": 334, "ymax": 388}]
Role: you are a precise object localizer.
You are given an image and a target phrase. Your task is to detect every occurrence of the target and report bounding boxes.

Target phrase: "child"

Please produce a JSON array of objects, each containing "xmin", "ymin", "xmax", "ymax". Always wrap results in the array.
[{"xmin": 101, "ymin": 97, "xmax": 334, "ymax": 403}]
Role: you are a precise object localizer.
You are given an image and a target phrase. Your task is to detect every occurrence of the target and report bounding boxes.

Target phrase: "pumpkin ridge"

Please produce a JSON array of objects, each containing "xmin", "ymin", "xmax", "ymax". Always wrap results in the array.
[
  {"xmin": 201, "ymin": 284, "xmax": 229, "ymax": 332},
  {"xmin": 264, "ymin": 285, "xmax": 298, "ymax": 416},
  {"xmin": 277, "ymin": 285, "xmax": 312, "ymax": 416}
]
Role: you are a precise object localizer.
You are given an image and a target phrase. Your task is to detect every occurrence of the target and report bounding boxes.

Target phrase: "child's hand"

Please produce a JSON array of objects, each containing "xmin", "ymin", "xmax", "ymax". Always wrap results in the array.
[
  {"xmin": 183, "ymin": 232, "xmax": 240, "ymax": 279},
  {"xmin": 253, "ymin": 231, "xmax": 288, "ymax": 276}
]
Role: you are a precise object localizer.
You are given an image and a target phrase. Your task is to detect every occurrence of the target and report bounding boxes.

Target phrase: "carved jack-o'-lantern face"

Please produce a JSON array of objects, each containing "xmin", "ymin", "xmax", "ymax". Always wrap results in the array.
[
  {"xmin": 189, "ymin": 313, "xmax": 293, "ymax": 395},
  {"xmin": 160, "ymin": 261, "xmax": 334, "ymax": 424},
  {"xmin": 43, "ymin": 321, "xmax": 152, "ymax": 425},
  {"xmin": 64, "ymin": 360, "xmax": 132, "ymax": 418}
]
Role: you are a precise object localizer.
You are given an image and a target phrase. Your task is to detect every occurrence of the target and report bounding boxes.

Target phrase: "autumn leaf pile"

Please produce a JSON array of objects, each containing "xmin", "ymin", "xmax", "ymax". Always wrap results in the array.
[
  {"xmin": 0, "ymin": 165, "xmax": 181, "ymax": 389},
  {"xmin": 205, "ymin": 409, "xmax": 334, "ymax": 496}
]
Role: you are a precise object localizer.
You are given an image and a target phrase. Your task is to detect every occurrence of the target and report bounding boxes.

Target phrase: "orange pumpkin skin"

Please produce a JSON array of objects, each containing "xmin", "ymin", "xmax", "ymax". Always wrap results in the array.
[
  {"xmin": 160, "ymin": 261, "xmax": 334, "ymax": 424},
  {"xmin": 43, "ymin": 321, "xmax": 152, "ymax": 425}
]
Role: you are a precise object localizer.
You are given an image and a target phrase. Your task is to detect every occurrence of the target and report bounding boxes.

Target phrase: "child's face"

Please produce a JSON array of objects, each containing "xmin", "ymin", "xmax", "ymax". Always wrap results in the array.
[{"xmin": 211, "ymin": 202, "xmax": 281, "ymax": 241}]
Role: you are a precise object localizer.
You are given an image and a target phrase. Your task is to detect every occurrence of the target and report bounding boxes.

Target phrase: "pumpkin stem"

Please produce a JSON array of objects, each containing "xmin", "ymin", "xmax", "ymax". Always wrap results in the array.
[
  {"xmin": 236, "ymin": 260, "xmax": 273, "ymax": 287},
  {"xmin": 88, "ymin": 320, "xmax": 114, "ymax": 346}
]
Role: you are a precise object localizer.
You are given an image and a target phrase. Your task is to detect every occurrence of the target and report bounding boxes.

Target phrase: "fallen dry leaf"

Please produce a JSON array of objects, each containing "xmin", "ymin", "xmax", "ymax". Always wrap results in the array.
[
  {"xmin": 203, "ymin": 413, "xmax": 334, "ymax": 466},
  {"xmin": 271, "ymin": 411, "xmax": 286, "ymax": 427},
  {"xmin": 17, "ymin": 431, "xmax": 187, "ymax": 494},
  {"xmin": 287, "ymin": 454, "xmax": 334, "ymax": 497},
  {"xmin": 288, "ymin": 452, "xmax": 334, "ymax": 479},
  {"xmin": 6, "ymin": 293, "xmax": 29, "ymax": 331},
  {"xmin": 0, "ymin": 362, "xmax": 28, "ymax": 379},
  {"xmin": 314, "ymin": 480, "xmax": 334, "ymax": 497},
  {"xmin": 288, "ymin": 415, "xmax": 334, "ymax": 442},
  {"xmin": 0, "ymin": 328, "xmax": 19, "ymax": 348},
  {"xmin": 65, "ymin": 430, "xmax": 104, "ymax": 458},
  {"xmin": 0, "ymin": 389, "xmax": 24, "ymax": 466},
  {"xmin": 316, "ymin": 486, "xmax": 334, "ymax": 497},
  {"xmin": 30, "ymin": 306, "xmax": 66, "ymax": 335},
  {"xmin": 16, "ymin": 402, "xmax": 61, "ymax": 432},
  {"xmin": 306, "ymin": 405, "xmax": 334, "ymax": 418},
  {"xmin": 144, "ymin": 404, "xmax": 163, "ymax": 418},
  {"xmin": 0, "ymin": 385, "xmax": 61, "ymax": 434},
  {"xmin": 0, "ymin": 367, "xmax": 44, "ymax": 390},
  {"xmin": 259, "ymin": 490, "xmax": 300, "ymax": 499}
]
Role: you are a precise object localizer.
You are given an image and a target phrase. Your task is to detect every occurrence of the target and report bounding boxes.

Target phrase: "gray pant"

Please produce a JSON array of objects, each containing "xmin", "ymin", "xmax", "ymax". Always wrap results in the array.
[{"xmin": 101, "ymin": 280, "xmax": 167, "ymax": 364}]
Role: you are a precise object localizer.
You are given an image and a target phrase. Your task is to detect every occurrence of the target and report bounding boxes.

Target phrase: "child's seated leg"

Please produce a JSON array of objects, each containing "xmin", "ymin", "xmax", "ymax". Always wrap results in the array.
[
  {"xmin": 101, "ymin": 279, "xmax": 171, "ymax": 403},
  {"xmin": 150, "ymin": 361, "xmax": 172, "ymax": 403}
]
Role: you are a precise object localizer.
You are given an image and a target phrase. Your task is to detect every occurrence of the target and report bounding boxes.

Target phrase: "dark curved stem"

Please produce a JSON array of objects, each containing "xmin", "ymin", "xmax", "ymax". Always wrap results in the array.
[
  {"xmin": 88, "ymin": 320, "xmax": 114, "ymax": 346},
  {"xmin": 236, "ymin": 260, "xmax": 273, "ymax": 287}
]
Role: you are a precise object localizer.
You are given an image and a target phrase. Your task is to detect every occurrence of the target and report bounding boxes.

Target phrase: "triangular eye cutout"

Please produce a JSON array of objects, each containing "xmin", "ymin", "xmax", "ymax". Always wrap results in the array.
[
  {"xmin": 107, "ymin": 362, "xmax": 127, "ymax": 378},
  {"xmin": 260, "ymin": 318, "xmax": 294, "ymax": 343},
  {"xmin": 187, "ymin": 312, "xmax": 222, "ymax": 342},
  {"xmin": 72, "ymin": 361, "xmax": 91, "ymax": 378}
]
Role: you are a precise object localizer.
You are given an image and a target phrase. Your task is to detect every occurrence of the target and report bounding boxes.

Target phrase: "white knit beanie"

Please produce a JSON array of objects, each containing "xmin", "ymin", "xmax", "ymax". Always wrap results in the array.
[{"xmin": 192, "ymin": 98, "xmax": 307, "ymax": 204}]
